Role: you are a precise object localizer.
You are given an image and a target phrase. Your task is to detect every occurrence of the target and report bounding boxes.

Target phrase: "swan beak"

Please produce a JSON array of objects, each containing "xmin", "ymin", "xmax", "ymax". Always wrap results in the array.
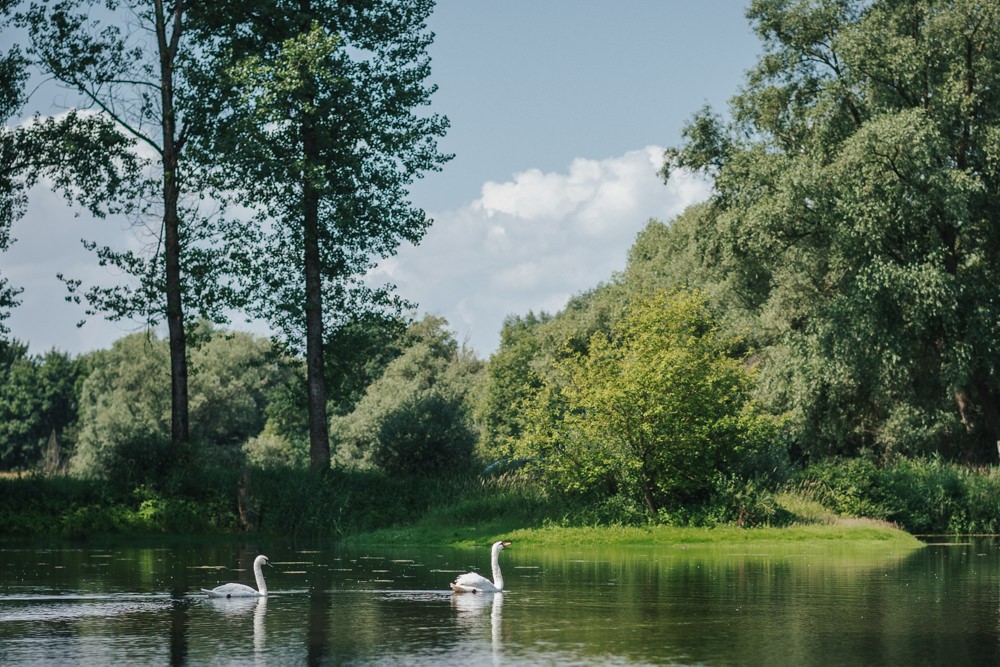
[{"xmin": 501, "ymin": 541, "xmax": 512, "ymax": 548}]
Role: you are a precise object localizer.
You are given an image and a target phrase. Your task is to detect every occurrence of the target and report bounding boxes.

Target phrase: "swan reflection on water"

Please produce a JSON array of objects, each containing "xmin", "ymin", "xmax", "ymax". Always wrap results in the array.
[
  {"xmin": 451, "ymin": 590, "xmax": 503, "ymax": 657},
  {"xmin": 202, "ymin": 593, "xmax": 267, "ymax": 661},
  {"xmin": 253, "ymin": 597, "xmax": 266, "ymax": 659},
  {"xmin": 205, "ymin": 595, "xmax": 261, "ymax": 616}
]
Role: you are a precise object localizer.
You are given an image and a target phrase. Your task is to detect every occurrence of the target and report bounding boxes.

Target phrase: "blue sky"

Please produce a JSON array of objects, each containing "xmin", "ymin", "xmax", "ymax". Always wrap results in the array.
[{"xmin": 3, "ymin": 1, "xmax": 761, "ymax": 357}]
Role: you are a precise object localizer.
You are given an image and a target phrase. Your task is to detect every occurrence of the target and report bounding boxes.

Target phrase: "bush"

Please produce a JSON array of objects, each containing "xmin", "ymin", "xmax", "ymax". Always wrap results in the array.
[
  {"xmin": 373, "ymin": 394, "xmax": 476, "ymax": 476},
  {"xmin": 517, "ymin": 290, "xmax": 788, "ymax": 515},
  {"xmin": 795, "ymin": 456, "xmax": 1000, "ymax": 534},
  {"xmin": 242, "ymin": 432, "xmax": 308, "ymax": 469},
  {"xmin": 794, "ymin": 457, "xmax": 893, "ymax": 521}
]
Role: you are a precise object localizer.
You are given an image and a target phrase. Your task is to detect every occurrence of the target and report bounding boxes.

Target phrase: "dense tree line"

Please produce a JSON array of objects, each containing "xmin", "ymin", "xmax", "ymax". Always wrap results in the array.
[
  {"xmin": 4, "ymin": 0, "xmax": 1000, "ymax": 533},
  {"xmin": 479, "ymin": 0, "xmax": 1000, "ymax": 520},
  {"xmin": 665, "ymin": 0, "xmax": 1000, "ymax": 463}
]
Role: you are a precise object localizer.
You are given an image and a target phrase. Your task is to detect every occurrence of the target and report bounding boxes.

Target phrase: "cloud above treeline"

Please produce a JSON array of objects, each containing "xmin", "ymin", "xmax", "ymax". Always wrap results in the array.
[
  {"xmin": 4, "ymin": 145, "xmax": 710, "ymax": 356},
  {"xmin": 371, "ymin": 146, "xmax": 712, "ymax": 356}
]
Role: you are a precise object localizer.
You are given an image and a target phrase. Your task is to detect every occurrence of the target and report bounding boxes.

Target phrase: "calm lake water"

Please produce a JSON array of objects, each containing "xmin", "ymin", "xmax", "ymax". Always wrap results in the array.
[{"xmin": 0, "ymin": 536, "xmax": 996, "ymax": 665}]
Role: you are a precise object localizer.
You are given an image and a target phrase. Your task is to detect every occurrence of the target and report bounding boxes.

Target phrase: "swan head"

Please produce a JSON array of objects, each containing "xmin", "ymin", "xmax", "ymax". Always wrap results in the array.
[
  {"xmin": 494, "ymin": 541, "xmax": 511, "ymax": 551},
  {"xmin": 255, "ymin": 555, "xmax": 272, "ymax": 568}
]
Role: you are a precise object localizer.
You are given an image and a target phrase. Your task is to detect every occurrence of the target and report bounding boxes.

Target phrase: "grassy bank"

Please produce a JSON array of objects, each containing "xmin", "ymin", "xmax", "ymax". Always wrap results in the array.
[
  {"xmin": 349, "ymin": 522, "xmax": 923, "ymax": 551},
  {"xmin": 347, "ymin": 491, "xmax": 923, "ymax": 551}
]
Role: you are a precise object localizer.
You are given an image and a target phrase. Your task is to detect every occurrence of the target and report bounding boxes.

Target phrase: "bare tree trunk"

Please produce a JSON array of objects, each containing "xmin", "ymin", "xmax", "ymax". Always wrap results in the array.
[
  {"xmin": 640, "ymin": 462, "xmax": 658, "ymax": 516},
  {"xmin": 156, "ymin": 0, "xmax": 190, "ymax": 454},
  {"xmin": 297, "ymin": 0, "xmax": 329, "ymax": 472},
  {"xmin": 302, "ymin": 122, "xmax": 330, "ymax": 472},
  {"xmin": 974, "ymin": 374, "xmax": 1000, "ymax": 463}
]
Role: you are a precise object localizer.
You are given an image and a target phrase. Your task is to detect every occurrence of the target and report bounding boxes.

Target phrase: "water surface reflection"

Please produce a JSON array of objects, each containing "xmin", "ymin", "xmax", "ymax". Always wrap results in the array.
[{"xmin": 1, "ymin": 539, "xmax": 995, "ymax": 665}]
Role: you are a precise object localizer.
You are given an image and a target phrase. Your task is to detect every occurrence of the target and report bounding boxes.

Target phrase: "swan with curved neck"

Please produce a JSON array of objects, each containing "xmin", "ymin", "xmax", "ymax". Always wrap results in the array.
[
  {"xmin": 450, "ymin": 541, "xmax": 511, "ymax": 593},
  {"xmin": 202, "ymin": 555, "xmax": 272, "ymax": 598}
]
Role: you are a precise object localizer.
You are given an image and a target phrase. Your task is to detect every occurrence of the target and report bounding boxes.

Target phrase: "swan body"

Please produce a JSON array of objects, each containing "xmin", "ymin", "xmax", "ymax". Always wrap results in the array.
[
  {"xmin": 202, "ymin": 555, "xmax": 271, "ymax": 598},
  {"xmin": 451, "ymin": 541, "xmax": 510, "ymax": 593}
]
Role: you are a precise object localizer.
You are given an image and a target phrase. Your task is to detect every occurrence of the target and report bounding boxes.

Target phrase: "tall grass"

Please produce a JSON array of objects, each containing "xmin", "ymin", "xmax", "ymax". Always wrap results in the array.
[{"xmin": 6, "ymin": 455, "xmax": 999, "ymax": 541}]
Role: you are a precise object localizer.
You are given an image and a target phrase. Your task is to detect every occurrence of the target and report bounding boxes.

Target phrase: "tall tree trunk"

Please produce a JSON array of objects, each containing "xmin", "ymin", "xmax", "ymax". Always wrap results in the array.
[
  {"xmin": 297, "ymin": 0, "xmax": 329, "ymax": 471},
  {"xmin": 156, "ymin": 0, "xmax": 189, "ymax": 453},
  {"xmin": 974, "ymin": 374, "xmax": 1000, "ymax": 463},
  {"xmin": 302, "ymin": 121, "xmax": 330, "ymax": 472},
  {"xmin": 639, "ymin": 462, "xmax": 658, "ymax": 516}
]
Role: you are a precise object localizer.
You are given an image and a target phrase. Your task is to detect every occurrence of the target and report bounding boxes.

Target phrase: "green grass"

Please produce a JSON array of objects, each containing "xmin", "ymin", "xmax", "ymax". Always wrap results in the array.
[
  {"xmin": 348, "ymin": 522, "xmax": 923, "ymax": 555},
  {"xmin": 346, "ymin": 490, "xmax": 924, "ymax": 552}
]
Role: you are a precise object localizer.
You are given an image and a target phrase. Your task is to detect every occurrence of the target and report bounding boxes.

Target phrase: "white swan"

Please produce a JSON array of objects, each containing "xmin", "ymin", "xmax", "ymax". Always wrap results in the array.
[
  {"xmin": 202, "ymin": 555, "xmax": 272, "ymax": 598},
  {"xmin": 450, "ymin": 541, "xmax": 511, "ymax": 593}
]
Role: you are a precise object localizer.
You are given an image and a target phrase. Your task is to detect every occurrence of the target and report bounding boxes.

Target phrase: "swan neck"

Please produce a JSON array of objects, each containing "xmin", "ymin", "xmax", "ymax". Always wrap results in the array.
[
  {"xmin": 254, "ymin": 560, "xmax": 268, "ymax": 596},
  {"xmin": 491, "ymin": 546, "xmax": 504, "ymax": 591}
]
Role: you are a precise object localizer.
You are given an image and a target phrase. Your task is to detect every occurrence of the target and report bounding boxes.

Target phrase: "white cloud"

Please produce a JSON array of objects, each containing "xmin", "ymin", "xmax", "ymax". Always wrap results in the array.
[
  {"xmin": 371, "ymin": 146, "xmax": 712, "ymax": 356},
  {"xmin": 5, "ymin": 145, "xmax": 711, "ymax": 358}
]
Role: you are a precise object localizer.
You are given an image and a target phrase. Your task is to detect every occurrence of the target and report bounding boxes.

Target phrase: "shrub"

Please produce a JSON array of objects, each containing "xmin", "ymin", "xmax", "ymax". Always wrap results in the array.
[
  {"xmin": 795, "ymin": 456, "xmax": 1000, "ymax": 534},
  {"xmin": 517, "ymin": 290, "xmax": 788, "ymax": 515},
  {"xmin": 794, "ymin": 457, "xmax": 893, "ymax": 521},
  {"xmin": 373, "ymin": 393, "xmax": 476, "ymax": 476}
]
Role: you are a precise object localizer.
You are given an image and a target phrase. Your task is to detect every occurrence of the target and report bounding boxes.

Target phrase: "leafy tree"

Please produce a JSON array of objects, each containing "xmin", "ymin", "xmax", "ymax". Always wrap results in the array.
[
  {"xmin": 621, "ymin": 208, "xmax": 762, "ymax": 346},
  {"xmin": 665, "ymin": 0, "xmax": 1000, "ymax": 462},
  {"xmin": 188, "ymin": 327, "xmax": 296, "ymax": 449},
  {"xmin": 186, "ymin": 0, "xmax": 451, "ymax": 470},
  {"xmin": 324, "ymin": 312, "xmax": 409, "ymax": 416},
  {"xmin": 478, "ymin": 283, "xmax": 632, "ymax": 465},
  {"xmin": 0, "ymin": 341, "xmax": 83, "ymax": 470},
  {"xmin": 13, "ymin": 0, "xmax": 237, "ymax": 460},
  {"xmin": 0, "ymin": 30, "xmax": 27, "ymax": 337},
  {"xmin": 70, "ymin": 328, "xmax": 292, "ymax": 481},
  {"xmin": 70, "ymin": 334, "xmax": 172, "ymax": 480},
  {"xmin": 1, "ymin": 4, "xmax": 144, "ymax": 337},
  {"xmin": 517, "ymin": 291, "xmax": 781, "ymax": 516},
  {"xmin": 331, "ymin": 315, "xmax": 483, "ymax": 476},
  {"xmin": 477, "ymin": 312, "xmax": 548, "ymax": 462}
]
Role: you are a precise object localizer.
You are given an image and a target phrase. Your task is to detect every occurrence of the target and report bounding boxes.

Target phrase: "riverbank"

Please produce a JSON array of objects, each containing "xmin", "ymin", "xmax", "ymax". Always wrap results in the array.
[
  {"xmin": 16, "ymin": 458, "xmax": 990, "ymax": 555},
  {"xmin": 349, "ymin": 522, "xmax": 923, "ymax": 553},
  {"xmin": 347, "ymin": 493, "xmax": 924, "ymax": 552}
]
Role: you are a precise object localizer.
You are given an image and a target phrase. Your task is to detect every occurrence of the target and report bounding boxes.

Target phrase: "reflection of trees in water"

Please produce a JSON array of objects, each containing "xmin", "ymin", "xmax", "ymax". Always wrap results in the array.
[
  {"xmin": 306, "ymin": 562, "xmax": 334, "ymax": 666},
  {"xmin": 168, "ymin": 597, "xmax": 190, "ymax": 667}
]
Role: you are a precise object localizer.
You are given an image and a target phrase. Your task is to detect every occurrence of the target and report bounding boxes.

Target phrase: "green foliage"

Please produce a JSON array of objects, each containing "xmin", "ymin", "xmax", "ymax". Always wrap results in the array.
[
  {"xmin": 331, "ymin": 316, "xmax": 483, "ymax": 476},
  {"xmin": 0, "ymin": 38, "xmax": 27, "ymax": 336},
  {"xmin": 0, "ymin": 342, "xmax": 84, "ymax": 470},
  {"xmin": 188, "ymin": 328, "xmax": 296, "ymax": 447},
  {"xmin": 478, "ymin": 285, "xmax": 627, "ymax": 464},
  {"xmin": 324, "ymin": 314, "xmax": 409, "ymax": 415},
  {"xmin": 0, "ymin": 473, "xmax": 238, "ymax": 538},
  {"xmin": 246, "ymin": 467, "xmax": 479, "ymax": 538},
  {"xmin": 795, "ymin": 457, "xmax": 893, "ymax": 521},
  {"xmin": 476, "ymin": 312, "xmax": 548, "ymax": 460},
  {"xmin": 373, "ymin": 393, "xmax": 477, "ymax": 476},
  {"xmin": 666, "ymin": 0, "xmax": 1000, "ymax": 462},
  {"xmin": 70, "ymin": 328, "xmax": 293, "ymax": 480},
  {"xmin": 796, "ymin": 456, "xmax": 1000, "ymax": 534},
  {"xmin": 242, "ymin": 431, "xmax": 308, "ymax": 470},
  {"xmin": 184, "ymin": 1, "xmax": 451, "ymax": 469},
  {"xmin": 517, "ymin": 290, "xmax": 786, "ymax": 516}
]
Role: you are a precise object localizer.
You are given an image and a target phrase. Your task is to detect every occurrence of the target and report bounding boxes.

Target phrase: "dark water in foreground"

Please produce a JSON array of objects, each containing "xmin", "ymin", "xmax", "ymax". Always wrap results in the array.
[{"xmin": 0, "ymin": 537, "xmax": 996, "ymax": 665}]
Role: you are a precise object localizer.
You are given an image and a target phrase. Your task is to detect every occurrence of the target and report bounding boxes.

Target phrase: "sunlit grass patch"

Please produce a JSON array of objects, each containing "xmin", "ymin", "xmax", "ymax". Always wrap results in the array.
[{"xmin": 350, "ymin": 515, "xmax": 923, "ymax": 552}]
